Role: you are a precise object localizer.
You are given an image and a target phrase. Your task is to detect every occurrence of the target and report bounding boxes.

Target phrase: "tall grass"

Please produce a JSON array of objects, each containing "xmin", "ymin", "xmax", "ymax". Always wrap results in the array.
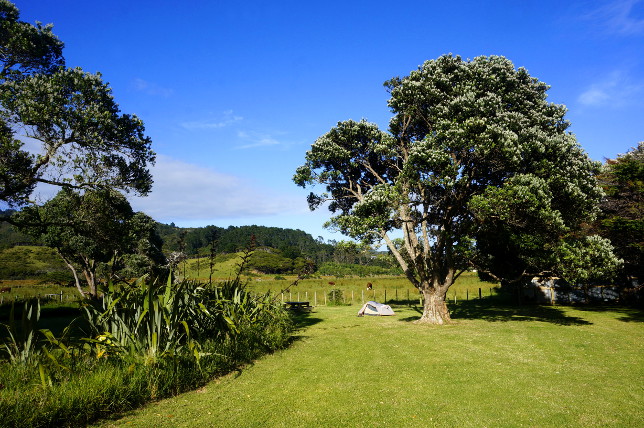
[{"xmin": 0, "ymin": 265, "xmax": 293, "ymax": 427}]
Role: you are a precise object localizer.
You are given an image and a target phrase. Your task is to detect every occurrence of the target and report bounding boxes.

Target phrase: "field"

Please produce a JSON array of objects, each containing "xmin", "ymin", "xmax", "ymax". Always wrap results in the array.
[
  {"xmin": 96, "ymin": 301, "xmax": 643, "ymax": 427},
  {"xmin": 2, "ymin": 263, "xmax": 642, "ymax": 427},
  {"xmin": 180, "ymin": 255, "xmax": 497, "ymax": 306}
]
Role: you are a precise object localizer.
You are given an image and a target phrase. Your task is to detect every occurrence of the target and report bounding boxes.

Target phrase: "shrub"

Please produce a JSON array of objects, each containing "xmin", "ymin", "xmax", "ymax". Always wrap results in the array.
[
  {"xmin": 327, "ymin": 288, "xmax": 345, "ymax": 306},
  {"xmin": 0, "ymin": 273, "xmax": 293, "ymax": 427}
]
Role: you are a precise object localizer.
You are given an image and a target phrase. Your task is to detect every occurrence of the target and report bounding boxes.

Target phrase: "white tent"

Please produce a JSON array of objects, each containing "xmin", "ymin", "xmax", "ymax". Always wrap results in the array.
[{"xmin": 357, "ymin": 301, "xmax": 395, "ymax": 316}]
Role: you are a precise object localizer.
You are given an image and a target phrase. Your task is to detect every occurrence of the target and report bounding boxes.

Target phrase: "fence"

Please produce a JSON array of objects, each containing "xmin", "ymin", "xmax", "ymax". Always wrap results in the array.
[
  {"xmin": 0, "ymin": 290, "xmax": 78, "ymax": 305},
  {"xmin": 274, "ymin": 286, "xmax": 498, "ymax": 306}
]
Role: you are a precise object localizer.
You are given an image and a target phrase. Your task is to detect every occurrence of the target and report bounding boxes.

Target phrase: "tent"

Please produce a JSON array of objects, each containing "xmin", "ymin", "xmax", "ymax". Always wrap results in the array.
[{"xmin": 357, "ymin": 301, "xmax": 395, "ymax": 316}]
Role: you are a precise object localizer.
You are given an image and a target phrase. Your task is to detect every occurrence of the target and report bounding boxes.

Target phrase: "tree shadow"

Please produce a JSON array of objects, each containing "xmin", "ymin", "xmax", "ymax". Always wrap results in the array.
[
  {"xmin": 289, "ymin": 310, "xmax": 324, "ymax": 329},
  {"xmin": 570, "ymin": 305, "xmax": 644, "ymax": 323},
  {"xmin": 396, "ymin": 297, "xmax": 593, "ymax": 325}
]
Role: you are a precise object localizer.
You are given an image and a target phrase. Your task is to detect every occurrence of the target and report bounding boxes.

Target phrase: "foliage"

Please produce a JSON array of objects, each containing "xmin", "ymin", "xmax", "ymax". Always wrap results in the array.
[
  {"xmin": 249, "ymin": 248, "xmax": 312, "ymax": 274},
  {"xmin": 0, "ymin": 0, "xmax": 64, "ymax": 79},
  {"xmin": 156, "ymin": 223, "xmax": 336, "ymax": 264},
  {"xmin": 0, "ymin": 1, "xmax": 154, "ymax": 208},
  {"xmin": 294, "ymin": 54, "xmax": 610, "ymax": 324},
  {"xmin": 593, "ymin": 143, "xmax": 643, "ymax": 284},
  {"xmin": 317, "ymin": 261, "xmax": 402, "ymax": 277},
  {"xmin": 326, "ymin": 288, "xmax": 345, "ymax": 305},
  {"xmin": 0, "ymin": 271, "xmax": 293, "ymax": 426},
  {"xmin": 0, "ymin": 300, "xmax": 41, "ymax": 365},
  {"xmin": 15, "ymin": 188, "xmax": 166, "ymax": 297}
]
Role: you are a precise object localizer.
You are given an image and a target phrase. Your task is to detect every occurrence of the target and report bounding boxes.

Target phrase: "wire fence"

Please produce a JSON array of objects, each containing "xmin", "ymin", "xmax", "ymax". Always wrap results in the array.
[{"xmin": 272, "ymin": 286, "xmax": 498, "ymax": 307}]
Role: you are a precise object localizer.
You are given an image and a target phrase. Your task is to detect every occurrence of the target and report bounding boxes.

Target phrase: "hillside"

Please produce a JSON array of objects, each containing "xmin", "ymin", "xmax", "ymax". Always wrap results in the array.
[
  {"xmin": 0, "ymin": 245, "xmax": 71, "ymax": 281},
  {"xmin": 155, "ymin": 223, "xmax": 334, "ymax": 261}
]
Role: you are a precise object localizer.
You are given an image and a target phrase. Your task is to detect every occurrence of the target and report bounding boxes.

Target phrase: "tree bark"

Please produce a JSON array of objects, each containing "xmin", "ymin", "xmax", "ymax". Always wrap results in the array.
[
  {"xmin": 417, "ymin": 285, "xmax": 452, "ymax": 325},
  {"xmin": 56, "ymin": 250, "xmax": 85, "ymax": 298}
]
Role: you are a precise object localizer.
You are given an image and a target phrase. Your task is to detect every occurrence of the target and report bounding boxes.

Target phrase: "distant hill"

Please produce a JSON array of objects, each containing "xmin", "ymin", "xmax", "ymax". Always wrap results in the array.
[
  {"xmin": 156, "ymin": 223, "xmax": 335, "ymax": 262},
  {"xmin": 0, "ymin": 209, "xmax": 39, "ymax": 249},
  {"xmin": 0, "ymin": 245, "xmax": 71, "ymax": 281},
  {"xmin": 0, "ymin": 213, "xmax": 335, "ymax": 263}
]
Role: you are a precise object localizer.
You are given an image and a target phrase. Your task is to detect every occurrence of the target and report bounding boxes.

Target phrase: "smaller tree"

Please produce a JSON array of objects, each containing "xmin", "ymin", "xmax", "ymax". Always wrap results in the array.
[
  {"xmin": 594, "ymin": 143, "xmax": 643, "ymax": 285},
  {"xmin": 16, "ymin": 188, "xmax": 164, "ymax": 298}
]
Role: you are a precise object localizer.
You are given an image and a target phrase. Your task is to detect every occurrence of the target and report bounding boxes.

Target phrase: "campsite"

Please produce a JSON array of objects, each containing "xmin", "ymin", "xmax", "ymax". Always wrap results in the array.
[
  {"xmin": 96, "ymin": 302, "xmax": 643, "ymax": 427},
  {"xmin": 1, "ymin": 1, "xmax": 643, "ymax": 427}
]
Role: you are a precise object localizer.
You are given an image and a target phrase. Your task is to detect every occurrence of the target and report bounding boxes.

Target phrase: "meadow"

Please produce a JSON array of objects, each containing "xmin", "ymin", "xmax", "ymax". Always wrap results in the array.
[
  {"xmin": 2, "ymin": 259, "xmax": 642, "ymax": 427},
  {"xmin": 181, "ymin": 255, "xmax": 497, "ymax": 306},
  {"xmin": 96, "ymin": 300, "xmax": 644, "ymax": 428}
]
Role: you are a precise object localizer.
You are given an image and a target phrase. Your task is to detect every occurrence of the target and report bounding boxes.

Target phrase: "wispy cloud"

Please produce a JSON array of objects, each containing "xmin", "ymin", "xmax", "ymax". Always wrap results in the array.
[
  {"xmin": 129, "ymin": 155, "xmax": 306, "ymax": 221},
  {"xmin": 131, "ymin": 78, "xmax": 174, "ymax": 97},
  {"xmin": 180, "ymin": 110, "xmax": 243, "ymax": 130},
  {"xmin": 235, "ymin": 130, "xmax": 289, "ymax": 150},
  {"xmin": 584, "ymin": 0, "xmax": 644, "ymax": 35},
  {"xmin": 578, "ymin": 70, "xmax": 643, "ymax": 107}
]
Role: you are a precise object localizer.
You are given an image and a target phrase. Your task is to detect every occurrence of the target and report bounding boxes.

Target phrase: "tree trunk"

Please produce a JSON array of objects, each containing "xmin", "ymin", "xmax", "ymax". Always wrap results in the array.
[
  {"xmin": 417, "ymin": 286, "xmax": 452, "ymax": 325},
  {"xmin": 56, "ymin": 250, "xmax": 85, "ymax": 298},
  {"xmin": 84, "ymin": 271, "xmax": 97, "ymax": 298}
]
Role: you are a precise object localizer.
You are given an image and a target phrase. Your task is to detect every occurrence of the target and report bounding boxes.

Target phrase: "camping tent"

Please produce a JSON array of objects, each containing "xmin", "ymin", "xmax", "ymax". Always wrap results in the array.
[{"xmin": 357, "ymin": 301, "xmax": 395, "ymax": 316}]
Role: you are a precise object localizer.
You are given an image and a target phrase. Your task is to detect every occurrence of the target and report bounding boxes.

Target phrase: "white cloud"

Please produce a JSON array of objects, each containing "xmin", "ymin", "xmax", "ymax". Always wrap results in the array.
[
  {"xmin": 235, "ymin": 130, "xmax": 289, "ymax": 150},
  {"xmin": 131, "ymin": 78, "xmax": 174, "ymax": 97},
  {"xmin": 585, "ymin": 0, "xmax": 644, "ymax": 35},
  {"xmin": 129, "ymin": 155, "xmax": 307, "ymax": 222},
  {"xmin": 577, "ymin": 70, "xmax": 643, "ymax": 107},
  {"xmin": 180, "ymin": 110, "xmax": 243, "ymax": 130}
]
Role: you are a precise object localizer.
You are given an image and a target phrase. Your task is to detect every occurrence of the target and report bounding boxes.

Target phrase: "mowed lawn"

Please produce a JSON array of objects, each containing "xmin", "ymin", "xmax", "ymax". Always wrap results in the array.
[{"xmin": 98, "ymin": 301, "xmax": 643, "ymax": 427}]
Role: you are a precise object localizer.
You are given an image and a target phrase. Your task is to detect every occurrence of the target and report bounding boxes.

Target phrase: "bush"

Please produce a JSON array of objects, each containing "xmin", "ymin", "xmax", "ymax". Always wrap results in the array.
[
  {"xmin": 317, "ymin": 262, "xmax": 402, "ymax": 277},
  {"xmin": 327, "ymin": 288, "xmax": 345, "ymax": 306},
  {"xmin": 0, "ymin": 273, "xmax": 294, "ymax": 427}
]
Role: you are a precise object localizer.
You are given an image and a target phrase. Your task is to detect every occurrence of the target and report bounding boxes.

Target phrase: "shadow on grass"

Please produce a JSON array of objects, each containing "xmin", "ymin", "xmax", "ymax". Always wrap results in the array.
[
  {"xmin": 396, "ymin": 297, "xmax": 593, "ymax": 325},
  {"xmin": 289, "ymin": 310, "xmax": 324, "ymax": 330},
  {"xmin": 570, "ymin": 305, "xmax": 644, "ymax": 323}
]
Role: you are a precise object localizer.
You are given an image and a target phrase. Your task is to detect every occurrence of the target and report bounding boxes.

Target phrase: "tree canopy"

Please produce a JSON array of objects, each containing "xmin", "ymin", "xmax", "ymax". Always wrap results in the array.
[
  {"xmin": 16, "ymin": 188, "xmax": 165, "ymax": 298},
  {"xmin": 0, "ymin": 0, "xmax": 154, "ymax": 208},
  {"xmin": 593, "ymin": 142, "xmax": 643, "ymax": 284},
  {"xmin": 294, "ymin": 54, "xmax": 617, "ymax": 324}
]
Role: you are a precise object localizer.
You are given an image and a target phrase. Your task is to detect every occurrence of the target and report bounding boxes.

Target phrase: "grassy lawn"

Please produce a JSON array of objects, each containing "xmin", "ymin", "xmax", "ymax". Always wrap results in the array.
[{"xmin": 96, "ymin": 300, "xmax": 643, "ymax": 427}]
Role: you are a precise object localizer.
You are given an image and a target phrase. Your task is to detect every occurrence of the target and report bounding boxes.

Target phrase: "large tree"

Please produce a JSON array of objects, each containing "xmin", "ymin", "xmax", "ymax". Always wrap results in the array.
[
  {"xmin": 294, "ymin": 54, "xmax": 613, "ymax": 324},
  {"xmin": 0, "ymin": 0, "xmax": 154, "ymax": 208}
]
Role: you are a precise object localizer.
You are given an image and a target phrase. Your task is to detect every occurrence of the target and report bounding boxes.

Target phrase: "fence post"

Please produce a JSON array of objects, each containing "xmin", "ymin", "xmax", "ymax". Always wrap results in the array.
[
  {"xmin": 479, "ymin": 288, "xmax": 482, "ymax": 299},
  {"xmin": 297, "ymin": 291, "xmax": 300, "ymax": 301},
  {"xmin": 314, "ymin": 291, "xmax": 317, "ymax": 306},
  {"xmin": 351, "ymin": 290, "xmax": 354, "ymax": 305},
  {"xmin": 466, "ymin": 289, "xmax": 469, "ymax": 301},
  {"xmin": 384, "ymin": 288, "xmax": 387, "ymax": 304}
]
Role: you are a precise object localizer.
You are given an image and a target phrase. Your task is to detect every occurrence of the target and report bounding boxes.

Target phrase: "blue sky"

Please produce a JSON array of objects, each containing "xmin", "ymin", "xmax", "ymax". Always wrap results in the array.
[{"xmin": 17, "ymin": 0, "xmax": 644, "ymax": 242}]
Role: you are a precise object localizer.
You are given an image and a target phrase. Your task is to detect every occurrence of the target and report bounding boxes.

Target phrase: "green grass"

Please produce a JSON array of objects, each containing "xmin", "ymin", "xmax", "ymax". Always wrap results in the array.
[
  {"xmin": 245, "ymin": 272, "xmax": 499, "ymax": 306},
  {"xmin": 96, "ymin": 300, "xmax": 644, "ymax": 427}
]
